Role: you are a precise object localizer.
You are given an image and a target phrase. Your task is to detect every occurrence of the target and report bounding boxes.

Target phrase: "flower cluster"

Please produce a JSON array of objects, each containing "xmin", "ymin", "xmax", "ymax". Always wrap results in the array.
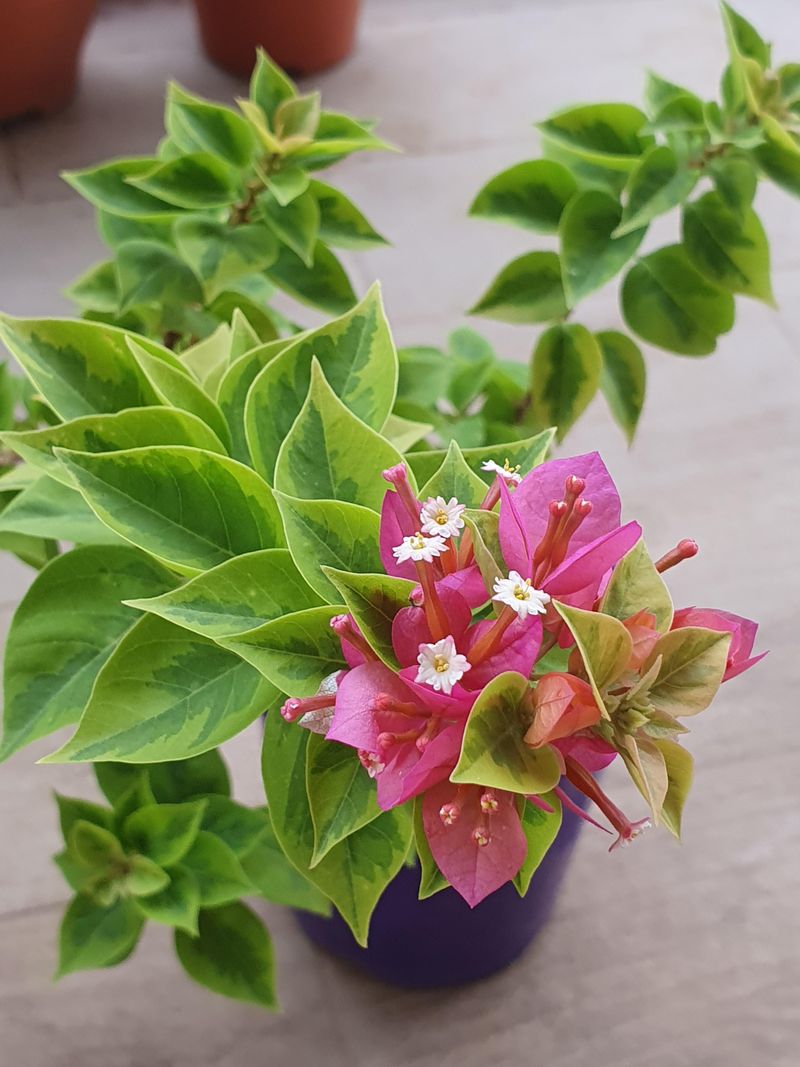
[{"xmin": 281, "ymin": 452, "xmax": 763, "ymax": 907}]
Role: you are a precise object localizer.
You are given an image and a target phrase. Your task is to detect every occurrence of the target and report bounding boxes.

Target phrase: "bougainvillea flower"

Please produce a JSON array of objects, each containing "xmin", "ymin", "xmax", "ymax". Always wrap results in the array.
[
  {"xmin": 423, "ymin": 780, "xmax": 527, "ymax": 907},
  {"xmin": 525, "ymin": 673, "xmax": 602, "ymax": 748},
  {"xmin": 622, "ymin": 609, "xmax": 660, "ymax": 670},
  {"xmin": 671, "ymin": 607, "xmax": 766, "ymax": 681}
]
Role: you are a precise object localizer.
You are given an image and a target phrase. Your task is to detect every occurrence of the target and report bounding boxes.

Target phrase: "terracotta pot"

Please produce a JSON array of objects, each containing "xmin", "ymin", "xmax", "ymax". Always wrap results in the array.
[
  {"xmin": 193, "ymin": 0, "xmax": 361, "ymax": 78},
  {"xmin": 0, "ymin": 0, "xmax": 97, "ymax": 123}
]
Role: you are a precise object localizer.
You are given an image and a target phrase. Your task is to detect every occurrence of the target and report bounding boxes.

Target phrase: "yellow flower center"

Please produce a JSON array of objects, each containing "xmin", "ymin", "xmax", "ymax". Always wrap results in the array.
[
  {"xmin": 435, "ymin": 511, "xmax": 448, "ymax": 525},
  {"xmin": 513, "ymin": 579, "xmax": 532, "ymax": 601},
  {"xmin": 410, "ymin": 533, "xmax": 425, "ymax": 549},
  {"xmin": 433, "ymin": 654, "xmax": 450, "ymax": 673}
]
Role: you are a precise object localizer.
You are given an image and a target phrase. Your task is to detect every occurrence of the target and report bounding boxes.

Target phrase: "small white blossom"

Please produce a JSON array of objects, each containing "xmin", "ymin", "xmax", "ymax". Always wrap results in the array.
[
  {"xmin": 393, "ymin": 531, "xmax": 447, "ymax": 564},
  {"xmin": 419, "ymin": 496, "xmax": 466, "ymax": 539},
  {"xmin": 492, "ymin": 570, "xmax": 551, "ymax": 619},
  {"xmin": 416, "ymin": 635, "xmax": 471, "ymax": 695},
  {"xmin": 481, "ymin": 458, "xmax": 522, "ymax": 485}
]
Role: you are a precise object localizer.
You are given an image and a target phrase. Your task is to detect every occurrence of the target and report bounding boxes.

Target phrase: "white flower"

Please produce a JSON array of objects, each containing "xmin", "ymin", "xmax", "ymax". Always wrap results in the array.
[
  {"xmin": 393, "ymin": 531, "xmax": 447, "ymax": 564},
  {"xmin": 416, "ymin": 635, "xmax": 471, "ymax": 695},
  {"xmin": 481, "ymin": 458, "xmax": 522, "ymax": 485},
  {"xmin": 492, "ymin": 570, "xmax": 551, "ymax": 619},
  {"xmin": 419, "ymin": 496, "xmax": 465, "ymax": 539}
]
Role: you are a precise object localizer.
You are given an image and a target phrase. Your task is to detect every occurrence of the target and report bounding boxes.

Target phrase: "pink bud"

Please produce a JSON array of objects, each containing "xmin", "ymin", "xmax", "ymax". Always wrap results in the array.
[
  {"xmin": 480, "ymin": 790, "xmax": 499, "ymax": 814},
  {"xmin": 472, "ymin": 826, "xmax": 490, "ymax": 847},
  {"xmin": 439, "ymin": 802, "xmax": 460, "ymax": 826},
  {"xmin": 381, "ymin": 464, "xmax": 409, "ymax": 486},
  {"xmin": 281, "ymin": 698, "xmax": 304, "ymax": 722}
]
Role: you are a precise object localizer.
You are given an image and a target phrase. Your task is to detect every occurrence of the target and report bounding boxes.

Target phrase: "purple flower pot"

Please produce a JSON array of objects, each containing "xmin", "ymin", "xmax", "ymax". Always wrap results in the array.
[{"xmin": 295, "ymin": 794, "xmax": 585, "ymax": 989}]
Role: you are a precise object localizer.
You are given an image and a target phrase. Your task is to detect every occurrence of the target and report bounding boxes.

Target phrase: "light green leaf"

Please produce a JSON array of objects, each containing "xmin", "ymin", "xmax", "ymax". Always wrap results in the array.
[
  {"xmin": 124, "ymin": 855, "xmax": 171, "ymax": 898},
  {"xmin": 419, "ymin": 438, "xmax": 488, "ymax": 508},
  {"xmin": 311, "ymin": 180, "xmax": 387, "ymax": 248},
  {"xmin": 274, "ymin": 492, "xmax": 384, "ymax": 602},
  {"xmin": 128, "ymin": 153, "xmax": 239, "ymax": 210},
  {"xmin": 69, "ymin": 820, "xmax": 125, "ymax": 869},
  {"xmin": 180, "ymin": 831, "xmax": 253, "ymax": 906},
  {"xmin": 266, "ymin": 166, "xmax": 309, "ymax": 206},
  {"xmin": 262, "ymin": 713, "xmax": 411, "ymax": 946},
  {"xmin": 1, "ymin": 545, "xmax": 174, "ymax": 760},
  {"xmin": 66, "ymin": 259, "xmax": 120, "ymax": 313},
  {"xmin": 147, "ymin": 750, "xmax": 232, "ymax": 804},
  {"xmin": 708, "ymin": 156, "xmax": 757, "ymax": 218},
  {"xmin": 469, "ymin": 251, "xmax": 567, "ymax": 324},
  {"xmin": 600, "ymin": 538, "xmax": 673, "ymax": 631},
  {"xmin": 174, "ymin": 218, "xmax": 278, "ymax": 302},
  {"xmin": 446, "ymin": 326, "xmax": 497, "ymax": 412},
  {"xmin": 55, "ymin": 445, "xmax": 284, "ymax": 575},
  {"xmin": 217, "ymin": 335, "xmax": 298, "ymax": 463},
  {"xmin": 57, "ymin": 895, "xmax": 143, "ymax": 977},
  {"xmin": 644, "ymin": 71, "xmax": 696, "ymax": 116},
  {"xmin": 720, "ymin": 2, "xmax": 771, "ymax": 69},
  {"xmin": 553, "ymin": 601, "xmax": 633, "ymax": 715},
  {"xmin": 43, "ymin": 615, "xmax": 279, "ymax": 764},
  {"xmin": 615, "ymin": 144, "xmax": 697, "ymax": 236},
  {"xmin": 396, "ymin": 345, "xmax": 450, "ymax": 407},
  {"xmin": 249, "ymin": 49, "xmax": 296, "ymax": 121},
  {"xmin": 753, "ymin": 116, "xmax": 800, "ymax": 199},
  {"xmin": 244, "ymin": 285, "xmax": 396, "ymax": 483},
  {"xmin": 306, "ymin": 732, "xmax": 382, "ymax": 865},
  {"xmin": 116, "ymin": 240, "xmax": 203, "ymax": 313},
  {"xmin": 381, "ymin": 412, "xmax": 432, "ymax": 452},
  {"xmin": 0, "ymin": 475, "xmax": 124, "ymax": 545},
  {"xmin": 175, "ymin": 902, "xmax": 277, "ymax": 1010},
  {"xmin": 412, "ymin": 797, "xmax": 448, "ymax": 899},
  {"xmin": 682, "ymin": 191, "xmax": 774, "ymax": 304},
  {"xmin": 462, "ymin": 509, "xmax": 502, "ymax": 606},
  {"xmin": 259, "ymin": 188, "xmax": 320, "ymax": 266},
  {"xmin": 224, "ymin": 604, "xmax": 346, "ymax": 696},
  {"xmin": 240, "ymin": 815, "xmax": 330, "ymax": 915},
  {"xmin": 96, "ymin": 210, "xmax": 174, "ymax": 249},
  {"xmin": 538, "ymin": 103, "xmax": 653, "ymax": 172},
  {"xmin": 136, "ymin": 865, "xmax": 200, "ymax": 933},
  {"xmin": 621, "ymin": 245, "xmax": 735, "ymax": 356},
  {"xmin": 322, "ymin": 569, "xmax": 415, "ymax": 668},
  {"xmin": 127, "ymin": 549, "xmax": 322, "ymax": 639},
  {"xmin": 275, "ymin": 90, "xmax": 320, "ymax": 140},
  {"xmin": 275, "ymin": 359, "xmax": 406, "ymax": 509},
  {"xmin": 513, "ymin": 793, "xmax": 562, "ymax": 895},
  {"xmin": 63, "ymin": 158, "xmax": 177, "ymax": 218},
  {"xmin": 596, "ymin": 330, "xmax": 646, "ymax": 445},
  {"xmin": 530, "ymin": 323, "xmax": 602, "ymax": 443},
  {"xmin": 198, "ymin": 796, "xmax": 270, "ymax": 858},
  {"xmin": 265, "ymin": 239, "xmax": 357, "ymax": 315},
  {"xmin": 123, "ymin": 800, "xmax": 207, "ymax": 867},
  {"xmin": 643, "ymin": 626, "xmax": 731, "ymax": 717},
  {"xmin": 469, "ymin": 159, "xmax": 577, "ymax": 233},
  {"xmin": 292, "ymin": 110, "xmax": 392, "ymax": 166},
  {"xmin": 618, "ymin": 735, "xmax": 668, "ymax": 821},
  {"xmin": 451, "ymin": 672, "xmax": 561, "ymax": 794},
  {"xmin": 56, "ymin": 793, "xmax": 114, "ymax": 840},
  {"xmin": 560, "ymin": 189, "xmax": 645, "ymax": 304},
  {"xmin": 653, "ymin": 738, "xmax": 694, "ymax": 837},
  {"xmin": 406, "ymin": 429, "xmax": 554, "ymax": 487},
  {"xmin": 178, "ymin": 324, "xmax": 231, "ymax": 385},
  {"xmin": 2, "ymin": 407, "xmax": 226, "ymax": 487},
  {"xmin": 166, "ymin": 82, "xmax": 256, "ymax": 167}
]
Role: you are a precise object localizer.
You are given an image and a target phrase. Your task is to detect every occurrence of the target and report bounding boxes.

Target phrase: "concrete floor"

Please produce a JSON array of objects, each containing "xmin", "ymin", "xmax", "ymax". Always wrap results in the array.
[{"xmin": 1, "ymin": 1, "xmax": 799, "ymax": 1064}]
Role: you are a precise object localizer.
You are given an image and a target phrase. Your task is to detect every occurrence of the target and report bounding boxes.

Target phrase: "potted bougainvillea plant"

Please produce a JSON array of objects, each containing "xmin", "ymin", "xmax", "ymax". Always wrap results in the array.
[{"xmin": 0, "ymin": 280, "xmax": 764, "ymax": 1005}]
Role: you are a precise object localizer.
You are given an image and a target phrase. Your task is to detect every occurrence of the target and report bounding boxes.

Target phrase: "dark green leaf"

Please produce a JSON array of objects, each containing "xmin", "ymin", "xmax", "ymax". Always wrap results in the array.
[
  {"xmin": 560, "ymin": 189, "xmax": 645, "ymax": 304},
  {"xmin": 469, "ymin": 159, "xmax": 577, "ymax": 233},
  {"xmin": 530, "ymin": 323, "xmax": 601, "ymax": 442},
  {"xmin": 470, "ymin": 251, "xmax": 567, "ymax": 324},
  {"xmin": 596, "ymin": 330, "xmax": 646, "ymax": 444}
]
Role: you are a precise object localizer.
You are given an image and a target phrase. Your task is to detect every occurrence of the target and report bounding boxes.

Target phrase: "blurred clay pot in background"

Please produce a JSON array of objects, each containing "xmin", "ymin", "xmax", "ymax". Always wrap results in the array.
[
  {"xmin": 193, "ymin": 0, "xmax": 361, "ymax": 78},
  {"xmin": 0, "ymin": 0, "xmax": 97, "ymax": 123}
]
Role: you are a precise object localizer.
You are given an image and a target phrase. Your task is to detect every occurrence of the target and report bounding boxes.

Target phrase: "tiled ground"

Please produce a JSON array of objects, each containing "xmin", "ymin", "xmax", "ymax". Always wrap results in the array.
[{"xmin": 1, "ymin": 1, "xmax": 799, "ymax": 1064}]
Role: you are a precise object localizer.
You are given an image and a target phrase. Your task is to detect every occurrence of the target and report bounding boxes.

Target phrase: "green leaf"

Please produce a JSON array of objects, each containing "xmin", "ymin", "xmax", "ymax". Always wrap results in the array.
[
  {"xmin": 124, "ymin": 854, "xmax": 171, "ymax": 898},
  {"xmin": 644, "ymin": 71, "xmax": 695, "ymax": 116},
  {"xmin": 419, "ymin": 438, "xmax": 488, "ymax": 508},
  {"xmin": 224, "ymin": 604, "xmax": 346, "ymax": 696},
  {"xmin": 396, "ymin": 346, "xmax": 450, "ymax": 407},
  {"xmin": 116, "ymin": 240, "xmax": 203, "ymax": 314},
  {"xmin": 240, "ymin": 815, "xmax": 330, "ymax": 915},
  {"xmin": 259, "ymin": 188, "xmax": 320, "ymax": 266},
  {"xmin": 720, "ymin": 2, "xmax": 771, "ymax": 69},
  {"xmin": 406, "ymin": 429, "xmax": 554, "ymax": 487},
  {"xmin": 753, "ymin": 116, "xmax": 800, "ymax": 198},
  {"xmin": 127, "ymin": 549, "xmax": 322, "ymax": 639},
  {"xmin": 128, "ymin": 153, "xmax": 240, "ymax": 210},
  {"xmin": 273, "ymin": 493, "xmax": 384, "ymax": 602},
  {"xmin": 217, "ymin": 335, "xmax": 298, "ymax": 463},
  {"xmin": 43, "ymin": 615, "xmax": 279, "ymax": 764},
  {"xmin": 621, "ymin": 245, "xmax": 735, "ymax": 356},
  {"xmin": 643, "ymin": 626, "xmax": 731, "ymax": 717},
  {"xmin": 166, "ymin": 83, "xmax": 256, "ymax": 168},
  {"xmin": 2, "ymin": 407, "xmax": 226, "ymax": 487},
  {"xmin": 56, "ymin": 793, "xmax": 114, "ymax": 841},
  {"xmin": 127, "ymin": 342, "xmax": 231, "ymax": 448},
  {"xmin": 306, "ymin": 733, "xmax": 382, "ymax": 865},
  {"xmin": 180, "ymin": 831, "xmax": 254, "ymax": 906},
  {"xmin": 262, "ymin": 713, "xmax": 411, "ymax": 945},
  {"xmin": 0, "ymin": 475, "xmax": 124, "ymax": 545},
  {"xmin": 55, "ymin": 445, "xmax": 284, "ymax": 575},
  {"xmin": 645, "ymin": 93, "xmax": 705, "ymax": 134},
  {"xmin": 1, "ymin": 545, "xmax": 174, "ymax": 760},
  {"xmin": 69, "ymin": 819, "xmax": 126, "ymax": 869},
  {"xmin": 618, "ymin": 735, "xmax": 668, "ymax": 820},
  {"xmin": 530, "ymin": 323, "xmax": 602, "ymax": 443},
  {"xmin": 381, "ymin": 412, "xmax": 432, "ymax": 452},
  {"xmin": 560, "ymin": 189, "xmax": 645, "ymax": 304},
  {"xmin": 311, "ymin": 180, "xmax": 387, "ymax": 248},
  {"xmin": 615, "ymin": 144, "xmax": 698, "ymax": 236},
  {"xmin": 292, "ymin": 110, "xmax": 392, "ymax": 167},
  {"xmin": 198, "ymin": 796, "xmax": 270, "ymax": 858},
  {"xmin": 538, "ymin": 103, "xmax": 653, "ymax": 172},
  {"xmin": 57, "ymin": 895, "xmax": 143, "ymax": 977},
  {"xmin": 96, "ymin": 210, "xmax": 174, "ymax": 250},
  {"xmin": 682, "ymin": 191, "xmax": 774, "ymax": 304},
  {"xmin": 451, "ymin": 672, "xmax": 561, "ymax": 794},
  {"xmin": 412, "ymin": 797, "xmax": 448, "ymax": 899},
  {"xmin": 174, "ymin": 218, "xmax": 278, "ymax": 302},
  {"xmin": 175, "ymin": 902, "xmax": 277, "ymax": 1010},
  {"xmin": 244, "ymin": 285, "xmax": 396, "ymax": 482},
  {"xmin": 469, "ymin": 251, "xmax": 567, "ymax": 324},
  {"xmin": 266, "ymin": 167, "xmax": 310, "ymax": 206},
  {"xmin": 66, "ymin": 260, "xmax": 120, "ymax": 313},
  {"xmin": 600, "ymin": 538, "xmax": 673, "ymax": 631},
  {"xmin": 596, "ymin": 330, "xmax": 646, "ymax": 445},
  {"xmin": 136, "ymin": 865, "xmax": 200, "ymax": 933},
  {"xmin": 553, "ymin": 601, "xmax": 633, "ymax": 715},
  {"xmin": 708, "ymin": 156, "xmax": 757, "ymax": 218},
  {"xmin": 322, "ymin": 569, "xmax": 415, "ymax": 668},
  {"xmin": 249, "ymin": 49, "xmax": 297, "ymax": 121},
  {"xmin": 275, "ymin": 359, "xmax": 406, "ymax": 510},
  {"xmin": 265, "ymin": 239, "xmax": 357, "ymax": 315},
  {"xmin": 63, "ymin": 158, "xmax": 177, "ymax": 218},
  {"xmin": 178, "ymin": 324, "xmax": 231, "ymax": 386},
  {"xmin": 462, "ymin": 508, "xmax": 502, "ymax": 606},
  {"xmin": 147, "ymin": 750, "xmax": 231, "ymax": 803},
  {"xmin": 123, "ymin": 800, "xmax": 207, "ymax": 867},
  {"xmin": 513, "ymin": 793, "xmax": 562, "ymax": 895},
  {"xmin": 469, "ymin": 159, "xmax": 577, "ymax": 233},
  {"xmin": 0, "ymin": 316, "xmax": 167, "ymax": 420},
  {"xmin": 275, "ymin": 91, "xmax": 321, "ymax": 140},
  {"xmin": 446, "ymin": 327, "xmax": 497, "ymax": 412},
  {"xmin": 653, "ymin": 738, "xmax": 694, "ymax": 837}
]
